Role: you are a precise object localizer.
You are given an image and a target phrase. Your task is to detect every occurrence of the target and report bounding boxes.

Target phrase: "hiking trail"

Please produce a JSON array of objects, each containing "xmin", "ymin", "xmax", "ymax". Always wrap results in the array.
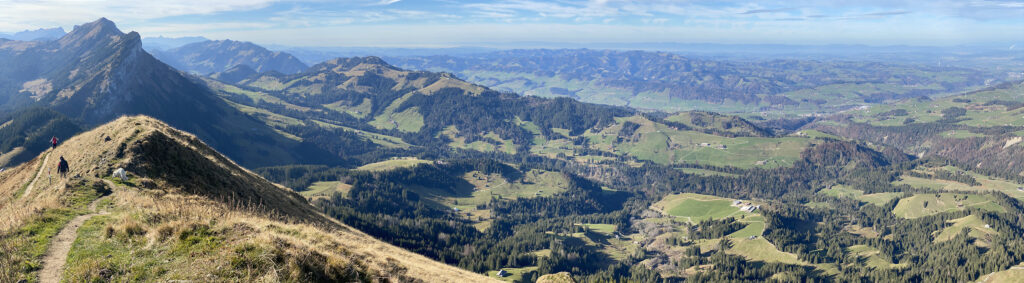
[
  {"xmin": 38, "ymin": 194, "xmax": 109, "ymax": 283},
  {"xmin": 22, "ymin": 150, "xmax": 51, "ymax": 198}
]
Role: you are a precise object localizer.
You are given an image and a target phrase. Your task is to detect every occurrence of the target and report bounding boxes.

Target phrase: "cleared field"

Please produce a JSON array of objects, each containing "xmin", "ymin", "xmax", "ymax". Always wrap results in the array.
[
  {"xmin": 578, "ymin": 223, "xmax": 616, "ymax": 235},
  {"xmin": 978, "ymin": 263, "xmax": 1024, "ymax": 283},
  {"xmin": 794, "ymin": 129, "xmax": 842, "ymax": 140},
  {"xmin": 667, "ymin": 199, "xmax": 738, "ymax": 221},
  {"xmin": 442, "ymin": 126, "xmax": 518, "ymax": 155},
  {"xmin": 324, "ymin": 98, "xmax": 372, "ymax": 119},
  {"xmin": 487, "ymin": 266, "xmax": 539, "ymax": 282},
  {"xmin": 587, "ymin": 116, "xmax": 813, "ymax": 169},
  {"xmin": 892, "ymin": 193, "xmax": 1005, "ymax": 219},
  {"xmin": 653, "ymin": 193, "xmax": 740, "ymax": 222},
  {"xmin": 677, "ymin": 168, "xmax": 740, "ymax": 177},
  {"xmin": 355, "ymin": 158, "xmax": 431, "ymax": 172},
  {"xmin": 727, "ymin": 237, "xmax": 805, "ymax": 266},
  {"xmin": 859, "ymin": 193, "xmax": 901, "ymax": 206},
  {"xmin": 894, "ymin": 166, "xmax": 1024, "ymax": 199},
  {"xmin": 728, "ymin": 220, "xmax": 765, "ymax": 238},
  {"xmin": 570, "ymin": 223, "xmax": 642, "ymax": 262},
  {"xmin": 207, "ymin": 78, "xmax": 311, "ymax": 112},
  {"xmin": 420, "ymin": 169, "xmax": 571, "ymax": 231},
  {"xmin": 652, "ymin": 193, "xmax": 766, "ymax": 240},
  {"xmin": 228, "ymin": 101, "xmax": 305, "ymax": 129},
  {"xmin": 298, "ymin": 181, "xmax": 353, "ymax": 200},
  {"xmin": 933, "ymin": 214, "xmax": 997, "ymax": 244},
  {"xmin": 312, "ymin": 120, "xmax": 412, "ymax": 149},
  {"xmin": 369, "ymin": 107, "xmax": 424, "ymax": 133},
  {"xmin": 818, "ymin": 185, "xmax": 863, "ymax": 199},
  {"xmin": 816, "ymin": 186, "xmax": 900, "ymax": 206},
  {"xmin": 652, "ymin": 193, "xmax": 762, "ymax": 223},
  {"xmin": 846, "ymin": 245, "xmax": 907, "ymax": 270}
]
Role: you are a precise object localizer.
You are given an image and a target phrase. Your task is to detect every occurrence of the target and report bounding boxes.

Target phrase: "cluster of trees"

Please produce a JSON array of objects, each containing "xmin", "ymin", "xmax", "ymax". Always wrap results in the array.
[
  {"xmin": 906, "ymin": 168, "xmax": 980, "ymax": 186},
  {"xmin": 764, "ymin": 190, "xmax": 1024, "ymax": 282},
  {"xmin": 691, "ymin": 218, "xmax": 747, "ymax": 240}
]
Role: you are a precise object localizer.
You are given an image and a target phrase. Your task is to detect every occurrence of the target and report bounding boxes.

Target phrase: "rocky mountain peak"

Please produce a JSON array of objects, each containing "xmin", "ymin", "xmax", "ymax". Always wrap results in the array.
[{"xmin": 58, "ymin": 17, "xmax": 128, "ymax": 49}]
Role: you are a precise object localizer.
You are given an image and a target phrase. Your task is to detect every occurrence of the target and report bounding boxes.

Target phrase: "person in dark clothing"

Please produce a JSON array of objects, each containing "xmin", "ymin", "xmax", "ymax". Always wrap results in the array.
[
  {"xmin": 57, "ymin": 156, "xmax": 69, "ymax": 178},
  {"xmin": 51, "ymin": 136, "xmax": 58, "ymax": 149}
]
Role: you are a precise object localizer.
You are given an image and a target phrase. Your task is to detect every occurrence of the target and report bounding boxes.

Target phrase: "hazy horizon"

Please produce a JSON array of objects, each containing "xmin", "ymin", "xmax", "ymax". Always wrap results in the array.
[{"xmin": 1, "ymin": 0, "xmax": 1021, "ymax": 49}]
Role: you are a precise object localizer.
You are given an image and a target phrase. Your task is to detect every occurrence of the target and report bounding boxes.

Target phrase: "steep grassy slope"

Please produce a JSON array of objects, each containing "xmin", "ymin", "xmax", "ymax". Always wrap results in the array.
[{"xmin": 0, "ymin": 116, "xmax": 493, "ymax": 282}]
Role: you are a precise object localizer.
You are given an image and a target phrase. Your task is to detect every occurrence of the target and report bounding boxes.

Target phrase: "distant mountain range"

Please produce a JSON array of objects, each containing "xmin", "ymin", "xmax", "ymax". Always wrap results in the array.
[
  {"xmin": 270, "ymin": 46, "xmax": 498, "ymax": 66},
  {"xmin": 142, "ymin": 39, "xmax": 1003, "ymax": 115},
  {"xmin": 387, "ymin": 49, "xmax": 994, "ymax": 113},
  {"xmin": 0, "ymin": 18, "xmax": 331, "ymax": 167},
  {"xmin": 151, "ymin": 39, "xmax": 308, "ymax": 75},
  {"xmin": 0, "ymin": 27, "xmax": 66, "ymax": 41},
  {"xmin": 141, "ymin": 35, "xmax": 208, "ymax": 51}
]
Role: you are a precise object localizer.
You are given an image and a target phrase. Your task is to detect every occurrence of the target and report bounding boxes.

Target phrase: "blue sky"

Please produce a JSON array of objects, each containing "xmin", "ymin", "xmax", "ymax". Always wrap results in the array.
[{"xmin": 0, "ymin": 0, "xmax": 1021, "ymax": 47}]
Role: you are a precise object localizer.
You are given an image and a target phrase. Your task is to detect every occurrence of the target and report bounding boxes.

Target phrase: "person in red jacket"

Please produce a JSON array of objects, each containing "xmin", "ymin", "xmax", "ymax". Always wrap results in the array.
[{"xmin": 50, "ymin": 136, "xmax": 58, "ymax": 149}]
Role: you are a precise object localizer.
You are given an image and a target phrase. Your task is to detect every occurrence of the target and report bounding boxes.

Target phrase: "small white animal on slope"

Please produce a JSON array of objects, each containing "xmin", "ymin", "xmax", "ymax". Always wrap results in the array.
[{"xmin": 112, "ymin": 168, "xmax": 127, "ymax": 180}]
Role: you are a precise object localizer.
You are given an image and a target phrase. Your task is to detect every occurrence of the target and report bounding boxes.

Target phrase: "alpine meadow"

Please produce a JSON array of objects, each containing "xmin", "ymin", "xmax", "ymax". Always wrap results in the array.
[{"xmin": 1, "ymin": 1, "xmax": 1023, "ymax": 282}]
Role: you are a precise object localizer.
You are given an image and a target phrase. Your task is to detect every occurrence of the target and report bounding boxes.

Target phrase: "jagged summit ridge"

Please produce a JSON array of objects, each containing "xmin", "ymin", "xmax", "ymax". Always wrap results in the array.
[
  {"xmin": 58, "ymin": 17, "xmax": 127, "ymax": 49},
  {"xmin": 0, "ymin": 18, "xmax": 329, "ymax": 168}
]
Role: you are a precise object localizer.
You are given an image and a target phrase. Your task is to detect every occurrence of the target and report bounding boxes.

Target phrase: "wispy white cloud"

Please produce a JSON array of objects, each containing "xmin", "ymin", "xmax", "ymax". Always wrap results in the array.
[{"xmin": 0, "ymin": 0, "xmax": 279, "ymax": 31}]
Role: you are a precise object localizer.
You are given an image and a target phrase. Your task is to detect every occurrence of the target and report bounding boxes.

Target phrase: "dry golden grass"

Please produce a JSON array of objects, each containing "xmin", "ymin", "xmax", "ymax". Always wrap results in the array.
[
  {"xmin": 0, "ymin": 115, "xmax": 494, "ymax": 283},
  {"xmin": 82, "ymin": 177, "xmax": 494, "ymax": 281},
  {"xmin": 0, "ymin": 151, "xmax": 70, "ymax": 233}
]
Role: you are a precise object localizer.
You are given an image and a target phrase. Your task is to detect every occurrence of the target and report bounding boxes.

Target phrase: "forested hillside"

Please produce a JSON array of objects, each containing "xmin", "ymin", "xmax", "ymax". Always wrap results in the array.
[
  {"xmin": 206, "ymin": 53, "xmax": 1024, "ymax": 282},
  {"xmin": 813, "ymin": 81, "xmax": 1024, "ymax": 178}
]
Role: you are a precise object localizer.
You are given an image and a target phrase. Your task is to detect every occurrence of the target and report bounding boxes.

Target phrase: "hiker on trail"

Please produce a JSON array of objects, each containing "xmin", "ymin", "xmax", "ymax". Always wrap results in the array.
[
  {"xmin": 57, "ymin": 156, "xmax": 69, "ymax": 178},
  {"xmin": 51, "ymin": 136, "xmax": 58, "ymax": 149}
]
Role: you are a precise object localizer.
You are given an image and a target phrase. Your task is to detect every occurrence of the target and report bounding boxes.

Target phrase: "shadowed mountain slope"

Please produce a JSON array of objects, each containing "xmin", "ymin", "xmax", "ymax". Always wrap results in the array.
[{"xmin": 0, "ymin": 18, "xmax": 335, "ymax": 168}]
